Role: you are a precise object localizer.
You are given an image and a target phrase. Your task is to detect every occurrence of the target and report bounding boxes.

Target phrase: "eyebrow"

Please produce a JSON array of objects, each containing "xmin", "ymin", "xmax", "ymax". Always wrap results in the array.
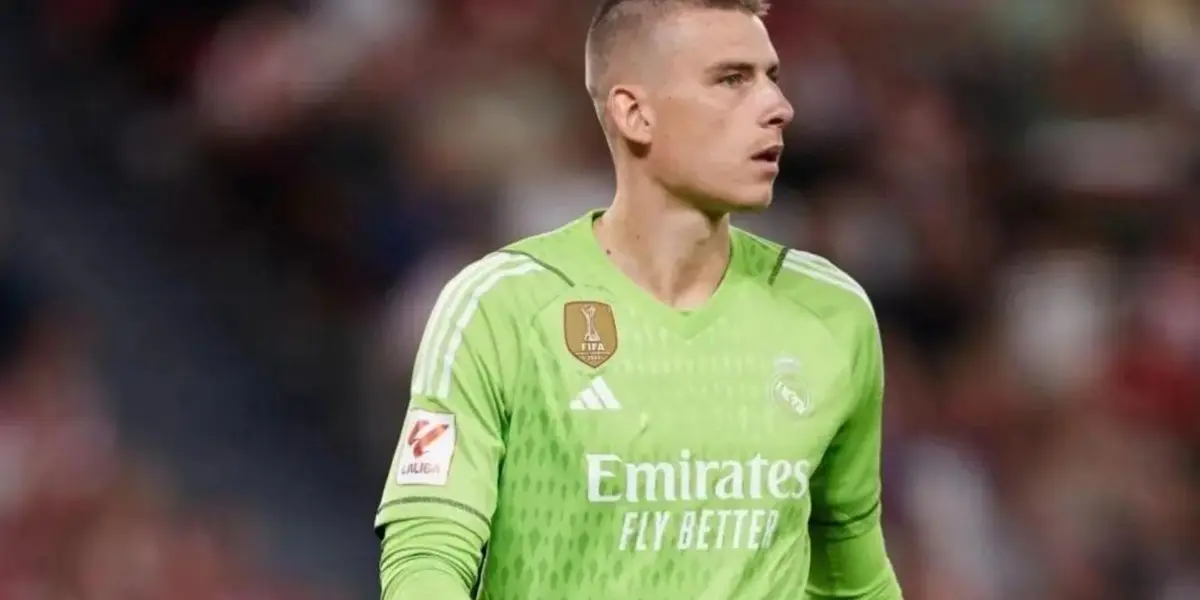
[{"xmin": 707, "ymin": 60, "xmax": 781, "ymax": 78}]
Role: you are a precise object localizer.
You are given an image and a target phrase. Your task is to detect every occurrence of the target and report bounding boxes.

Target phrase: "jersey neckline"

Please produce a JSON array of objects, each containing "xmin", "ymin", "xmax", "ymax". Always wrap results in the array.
[{"xmin": 570, "ymin": 209, "xmax": 747, "ymax": 340}]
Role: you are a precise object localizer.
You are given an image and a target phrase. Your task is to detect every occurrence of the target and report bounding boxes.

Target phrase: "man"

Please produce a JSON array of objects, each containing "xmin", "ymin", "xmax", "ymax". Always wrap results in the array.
[{"xmin": 376, "ymin": 1, "xmax": 903, "ymax": 598}]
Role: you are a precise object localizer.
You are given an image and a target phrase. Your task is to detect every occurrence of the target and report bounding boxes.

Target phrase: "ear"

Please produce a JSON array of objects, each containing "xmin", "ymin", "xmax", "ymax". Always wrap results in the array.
[{"xmin": 608, "ymin": 84, "xmax": 653, "ymax": 145}]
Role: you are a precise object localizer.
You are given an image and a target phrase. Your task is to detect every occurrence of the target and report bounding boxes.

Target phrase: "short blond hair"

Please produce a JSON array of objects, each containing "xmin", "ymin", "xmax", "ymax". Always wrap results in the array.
[{"xmin": 584, "ymin": 0, "xmax": 771, "ymax": 101}]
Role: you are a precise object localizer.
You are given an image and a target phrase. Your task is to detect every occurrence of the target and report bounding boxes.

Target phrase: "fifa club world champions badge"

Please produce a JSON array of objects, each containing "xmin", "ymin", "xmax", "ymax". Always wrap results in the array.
[{"xmin": 564, "ymin": 301, "xmax": 619, "ymax": 368}]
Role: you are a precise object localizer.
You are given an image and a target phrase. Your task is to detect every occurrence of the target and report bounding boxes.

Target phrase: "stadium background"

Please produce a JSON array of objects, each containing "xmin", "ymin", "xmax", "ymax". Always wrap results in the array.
[{"xmin": 0, "ymin": 0, "xmax": 1197, "ymax": 598}]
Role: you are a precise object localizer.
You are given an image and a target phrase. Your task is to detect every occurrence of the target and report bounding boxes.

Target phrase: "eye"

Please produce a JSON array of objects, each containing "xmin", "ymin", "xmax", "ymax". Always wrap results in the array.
[{"xmin": 718, "ymin": 72, "xmax": 747, "ymax": 87}]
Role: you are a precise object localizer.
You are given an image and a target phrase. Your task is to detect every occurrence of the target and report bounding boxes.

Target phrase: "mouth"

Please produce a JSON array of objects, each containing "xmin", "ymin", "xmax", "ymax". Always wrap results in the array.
[{"xmin": 751, "ymin": 144, "xmax": 783, "ymax": 164}]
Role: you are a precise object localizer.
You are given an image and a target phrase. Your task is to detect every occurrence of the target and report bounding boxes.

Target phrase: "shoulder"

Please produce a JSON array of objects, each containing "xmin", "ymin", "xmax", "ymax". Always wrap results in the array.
[
  {"xmin": 731, "ymin": 226, "xmax": 791, "ymax": 283},
  {"xmin": 772, "ymin": 248, "xmax": 874, "ymax": 319},
  {"xmin": 770, "ymin": 248, "xmax": 883, "ymax": 387},
  {"xmin": 432, "ymin": 248, "xmax": 572, "ymax": 324},
  {"xmin": 503, "ymin": 217, "xmax": 583, "ymax": 270},
  {"xmin": 431, "ymin": 218, "xmax": 586, "ymax": 323},
  {"xmin": 737, "ymin": 231, "xmax": 876, "ymax": 338}
]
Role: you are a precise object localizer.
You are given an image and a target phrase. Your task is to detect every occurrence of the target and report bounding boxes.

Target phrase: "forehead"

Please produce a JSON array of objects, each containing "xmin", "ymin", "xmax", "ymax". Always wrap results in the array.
[{"xmin": 651, "ymin": 9, "xmax": 777, "ymax": 72}]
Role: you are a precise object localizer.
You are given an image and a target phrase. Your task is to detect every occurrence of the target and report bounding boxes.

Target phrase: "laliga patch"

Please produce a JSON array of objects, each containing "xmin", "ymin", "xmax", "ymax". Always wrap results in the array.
[{"xmin": 395, "ymin": 410, "xmax": 456, "ymax": 486}]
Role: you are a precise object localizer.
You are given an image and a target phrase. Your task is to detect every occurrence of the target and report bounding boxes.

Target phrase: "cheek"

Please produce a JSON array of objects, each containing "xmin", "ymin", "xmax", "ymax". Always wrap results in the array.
[
  {"xmin": 652, "ymin": 99, "xmax": 739, "ymax": 175},
  {"xmin": 657, "ymin": 96, "xmax": 725, "ymax": 143},
  {"xmin": 665, "ymin": 115, "xmax": 733, "ymax": 162},
  {"xmin": 653, "ymin": 116, "xmax": 703, "ymax": 165}
]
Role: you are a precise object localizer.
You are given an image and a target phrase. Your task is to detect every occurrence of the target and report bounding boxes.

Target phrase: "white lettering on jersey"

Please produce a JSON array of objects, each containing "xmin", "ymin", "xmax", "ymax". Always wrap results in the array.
[
  {"xmin": 585, "ymin": 450, "xmax": 812, "ymax": 552},
  {"xmin": 585, "ymin": 451, "xmax": 811, "ymax": 503}
]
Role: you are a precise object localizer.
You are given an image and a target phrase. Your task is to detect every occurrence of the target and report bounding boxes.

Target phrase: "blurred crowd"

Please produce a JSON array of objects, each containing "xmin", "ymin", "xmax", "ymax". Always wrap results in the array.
[
  {"xmin": 4, "ymin": 0, "xmax": 1199, "ymax": 598},
  {"xmin": 0, "ymin": 262, "xmax": 330, "ymax": 599}
]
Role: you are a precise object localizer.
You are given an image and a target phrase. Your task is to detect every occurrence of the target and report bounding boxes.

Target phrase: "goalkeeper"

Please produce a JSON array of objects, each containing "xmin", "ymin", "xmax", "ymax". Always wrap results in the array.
[{"xmin": 376, "ymin": 1, "xmax": 903, "ymax": 598}]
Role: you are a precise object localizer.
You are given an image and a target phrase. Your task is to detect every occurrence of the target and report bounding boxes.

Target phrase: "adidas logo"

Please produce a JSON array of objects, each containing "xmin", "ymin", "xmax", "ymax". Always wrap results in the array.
[{"xmin": 569, "ymin": 377, "xmax": 621, "ymax": 411}]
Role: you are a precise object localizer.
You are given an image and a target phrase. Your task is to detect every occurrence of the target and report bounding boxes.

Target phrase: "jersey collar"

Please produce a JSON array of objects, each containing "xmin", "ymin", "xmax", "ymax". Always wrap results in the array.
[{"xmin": 571, "ymin": 209, "xmax": 747, "ymax": 340}]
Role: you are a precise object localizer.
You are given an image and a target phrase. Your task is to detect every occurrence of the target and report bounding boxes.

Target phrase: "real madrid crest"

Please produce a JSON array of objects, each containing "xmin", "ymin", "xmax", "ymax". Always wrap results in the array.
[
  {"xmin": 769, "ymin": 355, "xmax": 811, "ymax": 416},
  {"xmin": 563, "ymin": 301, "xmax": 619, "ymax": 368}
]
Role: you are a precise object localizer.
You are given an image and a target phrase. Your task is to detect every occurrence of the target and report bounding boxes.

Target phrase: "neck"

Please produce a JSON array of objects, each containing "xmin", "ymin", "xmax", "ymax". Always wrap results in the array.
[{"xmin": 595, "ymin": 177, "xmax": 732, "ymax": 309}]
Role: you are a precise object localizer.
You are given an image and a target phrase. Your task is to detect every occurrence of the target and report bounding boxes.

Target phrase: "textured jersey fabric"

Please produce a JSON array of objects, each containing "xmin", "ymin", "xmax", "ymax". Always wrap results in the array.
[{"xmin": 377, "ymin": 210, "xmax": 901, "ymax": 600}]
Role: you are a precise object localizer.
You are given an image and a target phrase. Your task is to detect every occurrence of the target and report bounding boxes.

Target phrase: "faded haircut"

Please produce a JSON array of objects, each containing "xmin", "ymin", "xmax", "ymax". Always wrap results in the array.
[{"xmin": 584, "ymin": 0, "xmax": 771, "ymax": 102}]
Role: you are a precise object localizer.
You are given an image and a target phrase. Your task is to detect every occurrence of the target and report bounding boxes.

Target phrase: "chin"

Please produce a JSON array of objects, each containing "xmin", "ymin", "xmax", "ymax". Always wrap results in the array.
[
  {"xmin": 721, "ymin": 187, "xmax": 774, "ymax": 213},
  {"xmin": 684, "ymin": 181, "xmax": 774, "ymax": 214}
]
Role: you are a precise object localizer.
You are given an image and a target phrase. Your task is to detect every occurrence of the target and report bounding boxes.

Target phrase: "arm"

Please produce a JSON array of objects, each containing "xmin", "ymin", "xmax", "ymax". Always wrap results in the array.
[
  {"xmin": 376, "ymin": 255, "xmax": 532, "ymax": 599},
  {"xmin": 380, "ymin": 518, "xmax": 486, "ymax": 599},
  {"xmin": 806, "ymin": 312, "xmax": 903, "ymax": 599}
]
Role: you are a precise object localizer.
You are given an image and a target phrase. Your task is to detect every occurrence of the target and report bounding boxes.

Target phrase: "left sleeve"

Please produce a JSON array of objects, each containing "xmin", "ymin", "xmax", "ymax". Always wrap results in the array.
[{"xmin": 806, "ymin": 311, "xmax": 903, "ymax": 599}]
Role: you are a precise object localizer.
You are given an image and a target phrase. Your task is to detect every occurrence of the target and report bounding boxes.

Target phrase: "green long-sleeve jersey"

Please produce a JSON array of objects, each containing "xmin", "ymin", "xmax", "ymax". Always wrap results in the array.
[{"xmin": 376, "ymin": 211, "xmax": 903, "ymax": 599}]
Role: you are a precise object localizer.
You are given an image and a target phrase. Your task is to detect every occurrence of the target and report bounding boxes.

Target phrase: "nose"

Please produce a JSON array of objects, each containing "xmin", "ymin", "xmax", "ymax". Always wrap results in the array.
[{"xmin": 762, "ymin": 86, "xmax": 794, "ymax": 130}]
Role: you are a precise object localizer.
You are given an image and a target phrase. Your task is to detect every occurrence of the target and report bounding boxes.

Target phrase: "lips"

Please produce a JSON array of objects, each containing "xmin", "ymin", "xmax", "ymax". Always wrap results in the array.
[{"xmin": 751, "ymin": 144, "xmax": 784, "ymax": 163}]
